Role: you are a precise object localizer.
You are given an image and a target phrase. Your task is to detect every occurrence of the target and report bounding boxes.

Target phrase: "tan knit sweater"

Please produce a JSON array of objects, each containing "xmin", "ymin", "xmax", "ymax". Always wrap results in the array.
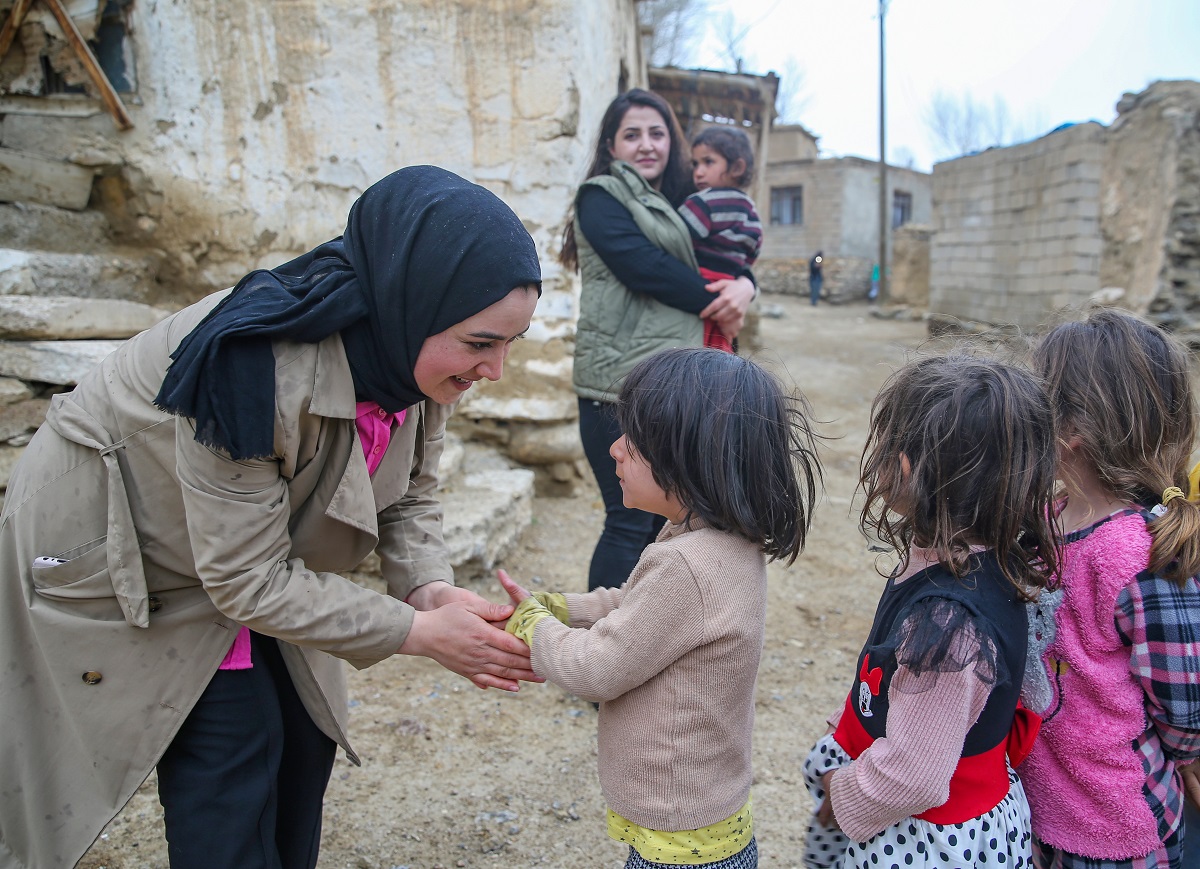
[{"xmin": 530, "ymin": 519, "xmax": 767, "ymax": 832}]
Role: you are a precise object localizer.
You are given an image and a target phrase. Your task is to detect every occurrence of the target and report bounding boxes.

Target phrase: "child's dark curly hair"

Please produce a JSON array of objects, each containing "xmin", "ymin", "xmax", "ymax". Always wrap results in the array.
[
  {"xmin": 616, "ymin": 348, "xmax": 822, "ymax": 564},
  {"xmin": 859, "ymin": 353, "xmax": 1059, "ymax": 597}
]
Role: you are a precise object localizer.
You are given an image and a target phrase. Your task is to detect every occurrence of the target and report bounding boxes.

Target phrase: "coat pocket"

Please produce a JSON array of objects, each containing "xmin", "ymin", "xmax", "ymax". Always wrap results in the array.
[{"xmin": 31, "ymin": 538, "xmax": 112, "ymax": 600}]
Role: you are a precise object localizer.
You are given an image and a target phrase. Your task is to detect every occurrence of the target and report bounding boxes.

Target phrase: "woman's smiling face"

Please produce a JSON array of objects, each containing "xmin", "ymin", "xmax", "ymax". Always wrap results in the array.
[
  {"xmin": 412, "ymin": 286, "xmax": 539, "ymax": 404},
  {"xmin": 608, "ymin": 105, "xmax": 671, "ymax": 188}
]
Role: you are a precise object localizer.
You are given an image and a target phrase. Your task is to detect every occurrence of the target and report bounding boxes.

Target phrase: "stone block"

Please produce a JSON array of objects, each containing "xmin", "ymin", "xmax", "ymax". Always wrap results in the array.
[
  {"xmin": 440, "ymin": 468, "xmax": 535, "ymax": 580},
  {"xmin": 0, "ymin": 296, "xmax": 174, "ymax": 339},
  {"xmin": 0, "ymin": 398, "xmax": 49, "ymax": 443},
  {"xmin": 0, "ymin": 444, "xmax": 25, "ymax": 490},
  {"xmin": 0, "ymin": 377, "xmax": 33, "ymax": 405},
  {"xmin": 0, "ymin": 339, "xmax": 121, "ymax": 385},
  {"xmin": 0, "ymin": 147, "xmax": 94, "ymax": 211},
  {"xmin": 506, "ymin": 422, "xmax": 583, "ymax": 466},
  {"xmin": 0, "ymin": 249, "xmax": 168, "ymax": 303}
]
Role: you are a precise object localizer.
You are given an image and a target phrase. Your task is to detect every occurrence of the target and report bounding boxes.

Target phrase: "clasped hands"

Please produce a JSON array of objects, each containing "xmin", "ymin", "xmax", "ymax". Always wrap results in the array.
[
  {"xmin": 399, "ymin": 580, "xmax": 540, "ymax": 693},
  {"xmin": 699, "ymin": 275, "xmax": 755, "ymax": 339}
]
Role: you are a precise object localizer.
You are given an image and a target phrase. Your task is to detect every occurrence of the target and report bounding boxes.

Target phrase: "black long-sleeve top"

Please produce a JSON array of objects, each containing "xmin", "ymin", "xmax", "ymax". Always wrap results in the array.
[{"xmin": 576, "ymin": 187, "xmax": 753, "ymax": 315}]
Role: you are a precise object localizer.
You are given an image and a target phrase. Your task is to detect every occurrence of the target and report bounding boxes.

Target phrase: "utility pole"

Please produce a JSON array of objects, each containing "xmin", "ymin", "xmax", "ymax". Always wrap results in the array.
[{"xmin": 877, "ymin": 0, "xmax": 889, "ymax": 304}]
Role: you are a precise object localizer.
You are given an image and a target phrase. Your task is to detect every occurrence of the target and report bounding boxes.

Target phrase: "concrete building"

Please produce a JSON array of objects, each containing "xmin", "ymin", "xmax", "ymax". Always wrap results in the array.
[
  {"xmin": 757, "ymin": 125, "xmax": 933, "ymax": 302},
  {"xmin": 929, "ymin": 122, "xmax": 1106, "ymax": 330}
]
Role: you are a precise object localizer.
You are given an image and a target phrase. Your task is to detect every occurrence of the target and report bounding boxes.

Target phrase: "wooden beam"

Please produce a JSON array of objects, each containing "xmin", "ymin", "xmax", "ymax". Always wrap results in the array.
[
  {"xmin": 42, "ymin": 0, "xmax": 133, "ymax": 130},
  {"xmin": 0, "ymin": 0, "xmax": 34, "ymax": 61}
]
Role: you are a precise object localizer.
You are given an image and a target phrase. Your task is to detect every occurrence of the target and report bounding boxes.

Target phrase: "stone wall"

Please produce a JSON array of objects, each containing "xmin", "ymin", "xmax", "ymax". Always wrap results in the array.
[
  {"xmin": 0, "ymin": 0, "xmax": 649, "ymax": 498},
  {"xmin": 929, "ymin": 122, "xmax": 1106, "ymax": 329},
  {"xmin": 0, "ymin": 0, "xmax": 647, "ymax": 562},
  {"xmin": 929, "ymin": 81, "xmax": 1200, "ymax": 337},
  {"xmin": 890, "ymin": 223, "xmax": 932, "ymax": 307},
  {"xmin": 1, "ymin": 0, "xmax": 642, "ymax": 303},
  {"xmin": 1100, "ymin": 81, "xmax": 1200, "ymax": 341}
]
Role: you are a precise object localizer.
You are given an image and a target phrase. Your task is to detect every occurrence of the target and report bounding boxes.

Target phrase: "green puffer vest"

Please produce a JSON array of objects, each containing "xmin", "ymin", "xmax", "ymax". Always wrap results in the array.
[{"xmin": 572, "ymin": 161, "xmax": 704, "ymax": 403}]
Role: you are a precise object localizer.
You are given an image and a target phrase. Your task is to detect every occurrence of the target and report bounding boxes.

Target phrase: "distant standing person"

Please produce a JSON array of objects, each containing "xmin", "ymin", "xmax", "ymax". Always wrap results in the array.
[
  {"xmin": 678, "ymin": 126, "xmax": 763, "ymax": 352},
  {"xmin": 869, "ymin": 263, "xmax": 880, "ymax": 302},
  {"xmin": 809, "ymin": 251, "xmax": 824, "ymax": 306},
  {"xmin": 559, "ymin": 88, "xmax": 756, "ymax": 592}
]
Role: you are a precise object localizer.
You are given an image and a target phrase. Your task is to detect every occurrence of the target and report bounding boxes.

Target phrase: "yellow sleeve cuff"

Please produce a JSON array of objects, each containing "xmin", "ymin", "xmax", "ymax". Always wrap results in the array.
[
  {"xmin": 532, "ymin": 591, "xmax": 569, "ymax": 624},
  {"xmin": 506, "ymin": 596, "xmax": 553, "ymax": 646}
]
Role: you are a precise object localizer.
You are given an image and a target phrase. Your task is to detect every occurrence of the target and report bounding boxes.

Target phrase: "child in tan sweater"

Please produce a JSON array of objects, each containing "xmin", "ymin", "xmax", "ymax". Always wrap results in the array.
[{"xmin": 499, "ymin": 348, "xmax": 822, "ymax": 868}]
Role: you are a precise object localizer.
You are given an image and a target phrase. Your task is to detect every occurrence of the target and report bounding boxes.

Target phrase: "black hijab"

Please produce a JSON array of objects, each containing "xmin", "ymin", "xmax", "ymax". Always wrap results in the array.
[{"xmin": 155, "ymin": 165, "xmax": 542, "ymax": 460}]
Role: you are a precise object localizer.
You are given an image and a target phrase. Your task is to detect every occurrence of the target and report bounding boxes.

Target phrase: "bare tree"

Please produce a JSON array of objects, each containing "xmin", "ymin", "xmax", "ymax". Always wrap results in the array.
[
  {"xmin": 714, "ymin": 9, "xmax": 750, "ymax": 73},
  {"xmin": 638, "ymin": 0, "xmax": 707, "ymax": 68},
  {"xmin": 774, "ymin": 56, "xmax": 810, "ymax": 124},
  {"xmin": 924, "ymin": 90, "xmax": 1034, "ymax": 161}
]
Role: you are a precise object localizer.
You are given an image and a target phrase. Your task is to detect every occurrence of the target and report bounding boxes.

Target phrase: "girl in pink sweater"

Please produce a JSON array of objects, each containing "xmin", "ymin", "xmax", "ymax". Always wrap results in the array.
[
  {"xmin": 499, "ymin": 348, "xmax": 823, "ymax": 869},
  {"xmin": 1021, "ymin": 309, "xmax": 1200, "ymax": 869},
  {"xmin": 803, "ymin": 354, "xmax": 1060, "ymax": 869}
]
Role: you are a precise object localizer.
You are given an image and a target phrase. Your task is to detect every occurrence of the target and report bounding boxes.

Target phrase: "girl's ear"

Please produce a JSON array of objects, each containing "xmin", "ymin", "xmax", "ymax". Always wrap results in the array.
[
  {"xmin": 899, "ymin": 452, "xmax": 912, "ymax": 484},
  {"xmin": 1056, "ymin": 425, "xmax": 1083, "ymax": 452},
  {"xmin": 731, "ymin": 158, "xmax": 747, "ymax": 182}
]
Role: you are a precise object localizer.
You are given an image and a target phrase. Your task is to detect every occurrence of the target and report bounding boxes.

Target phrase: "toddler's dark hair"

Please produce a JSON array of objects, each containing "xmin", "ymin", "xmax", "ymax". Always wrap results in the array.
[
  {"xmin": 692, "ymin": 126, "xmax": 756, "ymax": 188},
  {"xmin": 1033, "ymin": 307, "xmax": 1200, "ymax": 584},
  {"xmin": 860, "ymin": 353, "xmax": 1059, "ymax": 597},
  {"xmin": 615, "ymin": 348, "xmax": 821, "ymax": 564}
]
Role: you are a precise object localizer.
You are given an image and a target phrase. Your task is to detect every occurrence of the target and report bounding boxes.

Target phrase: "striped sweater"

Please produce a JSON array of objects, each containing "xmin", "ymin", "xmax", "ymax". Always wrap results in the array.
[{"xmin": 678, "ymin": 187, "xmax": 763, "ymax": 275}]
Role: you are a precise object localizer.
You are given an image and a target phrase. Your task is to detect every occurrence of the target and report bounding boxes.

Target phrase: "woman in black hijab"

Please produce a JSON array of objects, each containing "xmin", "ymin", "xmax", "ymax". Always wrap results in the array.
[{"xmin": 0, "ymin": 166, "xmax": 541, "ymax": 869}]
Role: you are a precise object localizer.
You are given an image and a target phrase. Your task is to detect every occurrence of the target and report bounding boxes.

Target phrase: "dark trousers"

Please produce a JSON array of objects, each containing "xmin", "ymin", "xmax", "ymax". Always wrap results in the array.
[
  {"xmin": 578, "ymin": 397, "xmax": 666, "ymax": 591},
  {"xmin": 157, "ymin": 632, "xmax": 337, "ymax": 869},
  {"xmin": 809, "ymin": 275, "xmax": 823, "ymax": 306},
  {"xmin": 1183, "ymin": 799, "xmax": 1199, "ymax": 869}
]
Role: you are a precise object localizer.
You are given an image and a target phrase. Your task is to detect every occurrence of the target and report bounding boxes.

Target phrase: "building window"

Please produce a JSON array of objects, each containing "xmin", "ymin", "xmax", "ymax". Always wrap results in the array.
[
  {"xmin": 892, "ymin": 190, "xmax": 913, "ymax": 229},
  {"xmin": 770, "ymin": 186, "xmax": 803, "ymax": 226},
  {"xmin": 10, "ymin": 0, "xmax": 135, "ymax": 97}
]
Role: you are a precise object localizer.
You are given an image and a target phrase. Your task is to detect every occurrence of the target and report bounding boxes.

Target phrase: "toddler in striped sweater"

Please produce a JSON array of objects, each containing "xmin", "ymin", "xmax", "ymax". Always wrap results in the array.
[{"xmin": 678, "ymin": 126, "xmax": 763, "ymax": 352}]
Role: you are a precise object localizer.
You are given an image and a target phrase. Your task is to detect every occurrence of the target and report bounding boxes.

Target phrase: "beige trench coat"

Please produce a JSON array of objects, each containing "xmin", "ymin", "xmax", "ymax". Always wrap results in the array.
[{"xmin": 0, "ymin": 292, "xmax": 455, "ymax": 868}]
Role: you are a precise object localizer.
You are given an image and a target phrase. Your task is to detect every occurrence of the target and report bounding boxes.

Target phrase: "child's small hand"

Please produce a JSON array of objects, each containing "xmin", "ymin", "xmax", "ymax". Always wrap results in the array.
[
  {"xmin": 1180, "ymin": 760, "xmax": 1200, "ymax": 811},
  {"xmin": 816, "ymin": 771, "xmax": 840, "ymax": 830},
  {"xmin": 497, "ymin": 569, "xmax": 531, "ymax": 606}
]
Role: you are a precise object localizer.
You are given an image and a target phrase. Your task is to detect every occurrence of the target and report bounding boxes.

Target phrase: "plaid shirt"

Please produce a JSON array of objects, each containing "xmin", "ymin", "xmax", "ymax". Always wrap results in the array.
[
  {"xmin": 1113, "ymin": 570, "xmax": 1200, "ymax": 856},
  {"xmin": 1036, "ymin": 508, "xmax": 1200, "ymax": 869}
]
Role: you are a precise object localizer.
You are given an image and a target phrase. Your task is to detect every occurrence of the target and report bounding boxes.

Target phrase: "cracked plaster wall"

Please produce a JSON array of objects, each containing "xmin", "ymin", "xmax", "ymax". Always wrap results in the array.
[{"xmin": 1, "ymin": 0, "xmax": 643, "ymax": 307}]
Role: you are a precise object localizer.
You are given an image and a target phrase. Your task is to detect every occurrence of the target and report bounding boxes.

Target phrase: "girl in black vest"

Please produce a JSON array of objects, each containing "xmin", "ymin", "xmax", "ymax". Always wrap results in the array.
[{"xmin": 801, "ymin": 354, "xmax": 1059, "ymax": 869}]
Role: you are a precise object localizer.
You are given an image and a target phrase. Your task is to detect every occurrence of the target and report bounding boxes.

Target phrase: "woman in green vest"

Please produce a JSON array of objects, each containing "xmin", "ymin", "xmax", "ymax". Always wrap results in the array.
[{"xmin": 559, "ymin": 89, "xmax": 757, "ymax": 591}]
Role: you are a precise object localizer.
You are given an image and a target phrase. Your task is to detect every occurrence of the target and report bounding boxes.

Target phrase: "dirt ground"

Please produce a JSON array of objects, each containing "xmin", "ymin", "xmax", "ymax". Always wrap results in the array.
[{"xmin": 79, "ymin": 295, "xmax": 931, "ymax": 869}]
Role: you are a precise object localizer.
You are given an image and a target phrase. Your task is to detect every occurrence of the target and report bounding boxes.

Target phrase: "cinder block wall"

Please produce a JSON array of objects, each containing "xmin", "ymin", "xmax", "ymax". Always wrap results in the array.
[{"xmin": 929, "ymin": 123, "xmax": 1105, "ymax": 328}]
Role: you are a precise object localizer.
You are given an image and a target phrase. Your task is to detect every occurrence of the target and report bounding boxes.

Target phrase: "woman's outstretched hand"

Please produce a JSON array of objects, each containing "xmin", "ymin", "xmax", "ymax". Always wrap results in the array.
[
  {"xmin": 699, "ymin": 275, "xmax": 755, "ymax": 338},
  {"xmin": 399, "ymin": 582, "xmax": 538, "ymax": 692}
]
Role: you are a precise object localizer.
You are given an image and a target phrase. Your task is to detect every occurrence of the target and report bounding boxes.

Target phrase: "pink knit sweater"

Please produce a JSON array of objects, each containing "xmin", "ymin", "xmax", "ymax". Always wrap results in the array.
[{"xmin": 1020, "ymin": 511, "xmax": 1161, "ymax": 859}]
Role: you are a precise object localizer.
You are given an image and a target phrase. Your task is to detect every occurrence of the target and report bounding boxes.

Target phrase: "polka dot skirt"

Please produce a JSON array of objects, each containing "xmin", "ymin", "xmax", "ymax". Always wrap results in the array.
[{"xmin": 803, "ymin": 733, "xmax": 1035, "ymax": 869}]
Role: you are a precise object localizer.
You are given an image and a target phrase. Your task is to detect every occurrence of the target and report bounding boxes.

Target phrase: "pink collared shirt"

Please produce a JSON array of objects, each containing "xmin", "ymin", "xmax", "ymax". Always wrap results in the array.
[{"xmin": 217, "ymin": 402, "xmax": 406, "ymax": 670}]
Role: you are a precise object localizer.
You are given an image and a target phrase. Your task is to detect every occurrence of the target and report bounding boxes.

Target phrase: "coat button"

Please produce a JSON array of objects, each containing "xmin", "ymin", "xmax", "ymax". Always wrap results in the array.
[
  {"xmin": 82, "ymin": 671, "xmax": 102, "ymax": 685},
  {"xmin": 148, "ymin": 596, "xmax": 162, "ymax": 613}
]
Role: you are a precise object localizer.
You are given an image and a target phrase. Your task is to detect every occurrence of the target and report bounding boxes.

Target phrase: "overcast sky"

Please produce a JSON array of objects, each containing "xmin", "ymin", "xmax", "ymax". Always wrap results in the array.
[{"xmin": 685, "ymin": 0, "xmax": 1200, "ymax": 171}]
